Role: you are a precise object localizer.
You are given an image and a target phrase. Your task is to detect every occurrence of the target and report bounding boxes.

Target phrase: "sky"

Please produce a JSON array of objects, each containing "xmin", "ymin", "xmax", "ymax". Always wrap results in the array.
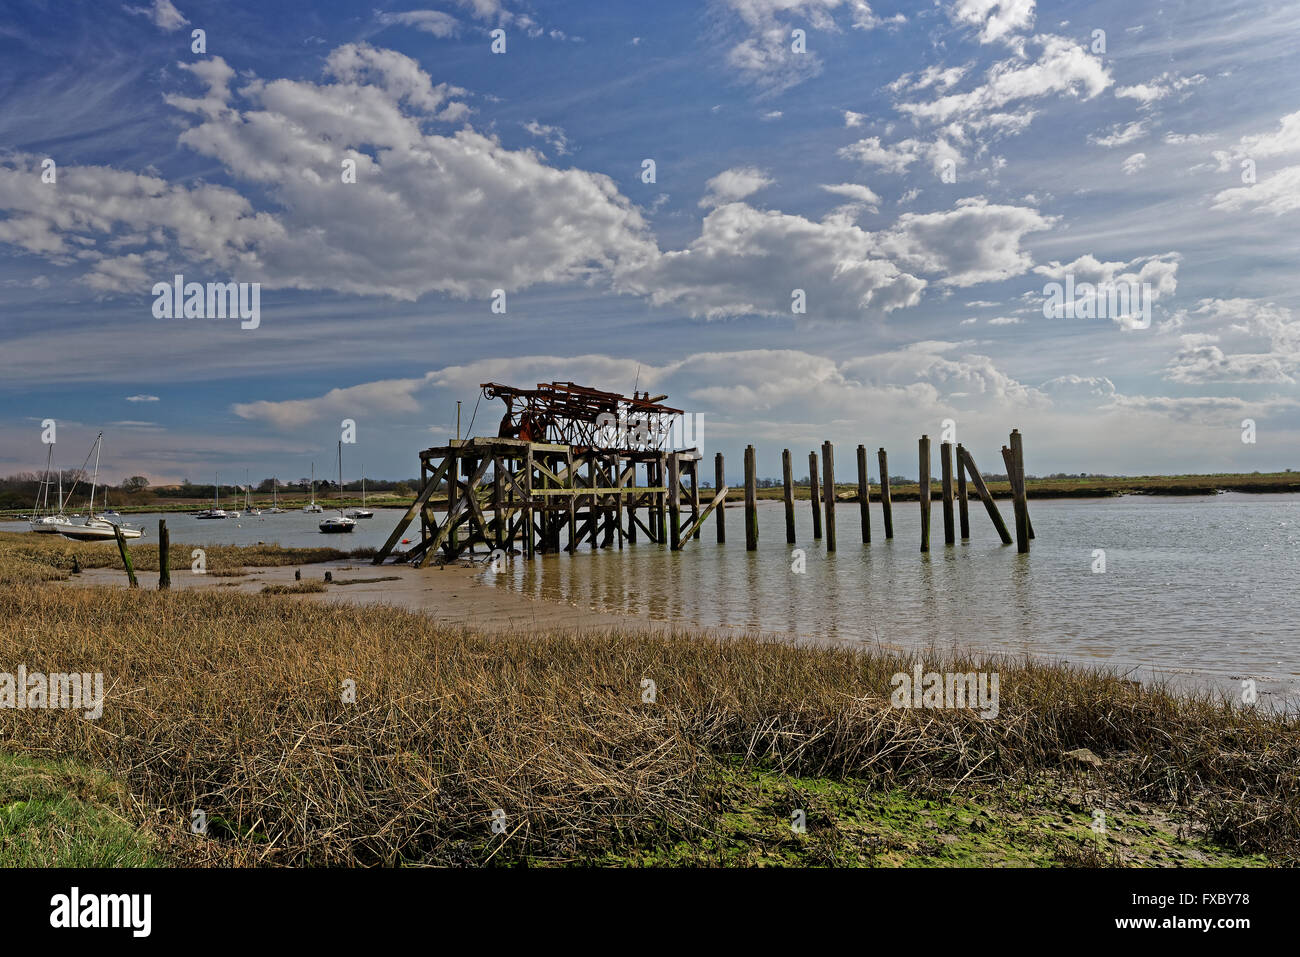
[{"xmin": 1, "ymin": 0, "xmax": 1298, "ymax": 485}]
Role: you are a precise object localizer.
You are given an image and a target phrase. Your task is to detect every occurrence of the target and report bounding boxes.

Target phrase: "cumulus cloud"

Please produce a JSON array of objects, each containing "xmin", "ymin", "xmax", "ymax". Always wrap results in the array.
[
  {"xmin": 876, "ymin": 197, "xmax": 1055, "ymax": 286},
  {"xmin": 1211, "ymin": 110, "xmax": 1300, "ymax": 171},
  {"xmin": 1089, "ymin": 120, "xmax": 1147, "ymax": 147},
  {"xmin": 1211, "ymin": 164, "xmax": 1300, "ymax": 215},
  {"xmin": 1162, "ymin": 299, "xmax": 1300, "ymax": 383},
  {"xmin": 231, "ymin": 378, "xmax": 429, "ymax": 428},
  {"xmin": 616, "ymin": 202, "xmax": 927, "ymax": 319}
]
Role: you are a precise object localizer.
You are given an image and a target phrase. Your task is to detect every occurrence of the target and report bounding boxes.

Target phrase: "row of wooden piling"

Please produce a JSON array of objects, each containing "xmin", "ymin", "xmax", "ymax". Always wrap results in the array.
[{"xmin": 726, "ymin": 430, "xmax": 1031, "ymax": 554}]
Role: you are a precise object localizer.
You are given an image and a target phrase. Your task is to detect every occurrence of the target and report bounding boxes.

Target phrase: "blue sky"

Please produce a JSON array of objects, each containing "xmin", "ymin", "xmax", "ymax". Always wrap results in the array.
[{"xmin": 1, "ymin": 0, "xmax": 1298, "ymax": 485}]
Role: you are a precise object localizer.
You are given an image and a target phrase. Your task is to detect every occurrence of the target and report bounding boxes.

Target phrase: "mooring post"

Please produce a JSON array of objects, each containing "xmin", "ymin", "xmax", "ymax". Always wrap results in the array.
[
  {"xmin": 808, "ymin": 450, "xmax": 823, "ymax": 539},
  {"xmin": 959, "ymin": 446, "xmax": 1013, "ymax": 545},
  {"xmin": 689, "ymin": 458, "xmax": 701, "ymax": 540},
  {"xmin": 656, "ymin": 452, "xmax": 668, "ymax": 544},
  {"xmin": 1002, "ymin": 444, "xmax": 1029, "ymax": 554},
  {"xmin": 822, "ymin": 441, "xmax": 837, "ymax": 552},
  {"xmin": 668, "ymin": 453, "xmax": 681, "ymax": 550},
  {"xmin": 781, "ymin": 449, "xmax": 796, "ymax": 543},
  {"xmin": 566, "ymin": 448, "xmax": 578, "ymax": 551},
  {"xmin": 523, "ymin": 447, "xmax": 534, "ymax": 559},
  {"xmin": 113, "ymin": 525, "xmax": 138, "ymax": 589},
  {"xmin": 715, "ymin": 452, "xmax": 726, "ymax": 543},
  {"xmin": 878, "ymin": 448, "xmax": 893, "ymax": 539},
  {"xmin": 919, "ymin": 435, "xmax": 931, "ymax": 553},
  {"xmin": 956, "ymin": 443, "xmax": 970, "ymax": 540},
  {"xmin": 856, "ymin": 444, "xmax": 871, "ymax": 544},
  {"xmin": 615, "ymin": 453, "xmax": 625, "ymax": 549},
  {"xmin": 158, "ymin": 519, "xmax": 170, "ymax": 590},
  {"xmin": 941, "ymin": 441, "xmax": 955, "ymax": 546},
  {"xmin": 1010, "ymin": 429, "xmax": 1034, "ymax": 539},
  {"xmin": 744, "ymin": 444, "xmax": 758, "ymax": 550}
]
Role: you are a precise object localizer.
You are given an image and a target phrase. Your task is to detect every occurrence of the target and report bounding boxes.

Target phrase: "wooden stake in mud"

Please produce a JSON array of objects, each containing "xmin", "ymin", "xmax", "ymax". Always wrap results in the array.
[
  {"xmin": 1010, "ymin": 429, "xmax": 1035, "ymax": 539},
  {"xmin": 940, "ymin": 441, "xmax": 955, "ymax": 546},
  {"xmin": 956, "ymin": 443, "xmax": 970, "ymax": 540},
  {"xmin": 782, "ymin": 449, "xmax": 796, "ymax": 544},
  {"xmin": 808, "ymin": 451, "xmax": 823, "ymax": 540},
  {"xmin": 877, "ymin": 448, "xmax": 893, "ymax": 539},
  {"xmin": 919, "ymin": 435, "xmax": 931, "ymax": 553},
  {"xmin": 668, "ymin": 453, "xmax": 681, "ymax": 551},
  {"xmin": 744, "ymin": 445, "xmax": 758, "ymax": 551},
  {"xmin": 959, "ymin": 445, "xmax": 1012, "ymax": 545},
  {"xmin": 113, "ymin": 524, "xmax": 138, "ymax": 589},
  {"xmin": 821, "ymin": 441, "xmax": 837, "ymax": 552},
  {"xmin": 1002, "ymin": 445, "xmax": 1029, "ymax": 554},
  {"xmin": 158, "ymin": 519, "xmax": 170, "ymax": 590},
  {"xmin": 856, "ymin": 444, "xmax": 871, "ymax": 544},
  {"xmin": 715, "ymin": 452, "xmax": 726, "ymax": 543}
]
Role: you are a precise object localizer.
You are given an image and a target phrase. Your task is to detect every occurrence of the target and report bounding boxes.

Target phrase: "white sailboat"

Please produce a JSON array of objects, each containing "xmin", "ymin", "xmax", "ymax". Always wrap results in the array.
[
  {"xmin": 304, "ymin": 463, "xmax": 323, "ymax": 513},
  {"xmin": 348, "ymin": 466, "xmax": 374, "ymax": 519},
  {"xmin": 245, "ymin": 469, "xmax": 261, "ymax": 516},
  {"xmin": 266, "ymin": 477, "xmax": 286, "ymax": 513},
  {"xmin": 319, "ymin": 441, "xmax": 356, "ymax": 533},
  {"xmin": 29, "ymin": 442, "xmax": 73, "ymax": 533},
  {"xmin": 196, "ymin": 473, "xmax": 228, "ymax": 519},
  {"xmin": 58, "ymin": 434, "xmax": 144, "ymax": 541}
]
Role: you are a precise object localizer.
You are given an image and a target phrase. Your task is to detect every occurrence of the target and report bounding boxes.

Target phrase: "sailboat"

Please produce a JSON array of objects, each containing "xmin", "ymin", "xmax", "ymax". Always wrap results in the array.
[
  {"xmin": 348, "ymin": 466, "xmax": 374, "ymax": 519},
  {"xmin": 29, "ymin": 441, "xmax": 73, "ymax": 533},
  {"xmin": 58, "ymin": 434, "xmax": 144, "ymax": 541},
  {"xmin": 245, "ymin": 469, "xmax": 261, "ymax": 516},
  {"xmin": 319, "ymin": 441, "xmax": 356, "ymax": 533},
  {"xmin": 266, "ymin": 477, "xmax": 286, "ymax": 513},
  {"xmin": 196, "ymin": 473, "xmax": 228, "ymax": 519},
  {"xmin": 303, "ymin": 463, "xmax": 323, "ymax": 513}
]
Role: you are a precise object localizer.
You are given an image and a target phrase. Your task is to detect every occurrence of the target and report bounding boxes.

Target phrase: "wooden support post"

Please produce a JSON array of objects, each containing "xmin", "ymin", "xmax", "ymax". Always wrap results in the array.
[
  {"xmin": 373, "ymin": 458, "xmax": 447, "ymax": 564},
  {"xmin": 158, "ymin": 520, "xmax": 170, "ymax": 590},
  {"xmin": 959, "ymin": 446, "xmax": 1012, "ymax": 545},
  {"xmin": 678, "ymin": 486, "xmax": 728, "ymax": 545},
  {"xmin": 656, "ymin": 453, "xmax": 667, "ymax": 544},
  {"xmin": 821, "ymin": 441, "xmax": 837, "ymax": 552},
  {"xmin": 113, "ymin": 525, "xmax": 138, "ymax": 588},
  {"xmin": 956, "ymin": 443, "xmax": 970, "ymax": 540},
  {"xmin": 626, "ymin": 459, "xmax": 638, "ymax": 545},
  {"xmin": 1010, "ymin": 429, "xmax": 1034, "ymax": 539},
  {"xmin": 523, "ymin": 447, "xmax": 535, "ymax": 559},
  {"xmin": 668, "ymin": 453, "xmax": 681, "ymax": 550},
  {"xmin": 941, "ymin": 441, "xmax": 955, "ymax": 546},
  {"xmin": 566, "ymin": 448, "xmax": 577, "ymax": 551},
  {"xmin": 420, "ymin": 459, "xmax": 430, "ymax": 545},
  {"xmin": 715, "ymin": 452, "xmax": 726, "ymax": 543},
  {"xmin": 690, "ymin": 459, "xmax": 701, "ymax": 540},
  {"xmin": 782, "ymin": 449, "xmax": 796, "ymax": 544},
  {"xmin": 615, "ymin": 453, "xmax": 625, "ymax": 550},
  {"xmin": 808, "ymin": 451, "xmax": 823, "ymax": 540},
  {"xmin": 446, "ymin": 448, "xmax": 459, "ymax": 556},
  {"xmin": 878, "ymin": 448, "xmax": 893, "ymax": 539},
  {"xmin": 919, "ymin": 435, "xmax": 931, "ymax": 553},
  {"xmin": 493, "ymin": 457, "xmax": 505, "ymax": 549},
  {"xmin": 1002, "ymin": 445, "xmax": 1030, "ymax": 554},
  {"xmin": 856, "ymin": 444, "xmax": 871, "ymax": 544},
  {"xmin": 744, "ymin": 445, "xmax": 758, "ymax": 551}
]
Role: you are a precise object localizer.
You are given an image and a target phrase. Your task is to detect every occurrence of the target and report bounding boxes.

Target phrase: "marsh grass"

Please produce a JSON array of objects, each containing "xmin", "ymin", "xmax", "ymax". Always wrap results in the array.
[{"xmin": 0, "ymin": 582, "xmax": 1294, "ymax": 867}]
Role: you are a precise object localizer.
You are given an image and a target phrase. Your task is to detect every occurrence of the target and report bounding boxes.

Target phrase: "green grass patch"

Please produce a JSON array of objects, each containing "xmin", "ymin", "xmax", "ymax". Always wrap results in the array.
[{"xmin": 0, "ymin": 753, "xmax": 161, "ymax": 867}]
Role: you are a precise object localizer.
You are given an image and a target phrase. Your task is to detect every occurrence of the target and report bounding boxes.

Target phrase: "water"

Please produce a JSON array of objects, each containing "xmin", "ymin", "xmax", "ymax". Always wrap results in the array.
[
  {"xmin": 485, "ymin": 493, "xmax": 1300, "ymax": 704},
  {"xmin": 7, "ymin": 494, "xmax": 1298, "ymax": 702}
]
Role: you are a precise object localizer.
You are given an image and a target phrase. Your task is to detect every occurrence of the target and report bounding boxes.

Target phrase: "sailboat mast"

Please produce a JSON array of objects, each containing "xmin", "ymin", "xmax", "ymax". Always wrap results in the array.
[
  {"xmin": 88, "ymin": 434, "xmax": 102, "ymax": 517},
  {"xmin": 337, "ymin": 440, "xmax": 343, "ymax": 513}
]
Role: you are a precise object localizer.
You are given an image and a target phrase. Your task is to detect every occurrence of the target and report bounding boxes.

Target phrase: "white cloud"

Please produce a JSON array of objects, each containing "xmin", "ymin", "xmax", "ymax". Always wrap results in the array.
[
  {"xmin": 232, "ymin": 378, "xmax": 430, "ymax": 428},
  {"xmin": 377, "ymin": 10, "xmax": 461, "ymax": 37},
  {"xmin": 1211, "ymin": 164, "xmax": 1300, "ymax": 216},
  {"xmin": 950, "ymin": 0, "xmax": 1036, "ymax": 44},
  {"xmin": 617, "ymin": 202, "xmax": 927, "ymax": 319},
  {"xmin": 125, "ymin": 394, "xmax": 161, "ymax": 402},
  {"xmin": 1089, "ymin": 120, "xmax": 1147, "ymax": 148},
  {"xmin": 1211, "ymin": 110, "xmax": 1300, "ymax": 172},
  {"xmin": 1163, "ymin": 299, "xmax": 1300, "ymax": 383},
  {"xmin": 1115, "ymin": 71, "xmax": 1206, "ymax": 106},
  {"xmin": 877, "ymin": 197, "xmax": 1055, "ymax": 286},
  {"xmin": 123, "ymin": 0, "xmax": 188, "ymax": 32},
  {"xmin": 699, "ymin": 166, "xmax": 774, "ymax": 207},
  {"xmin": 522, "ymin": 120, "xmax": 570, "ymax": 156},
  {"xmin": 1122, "ymin": 152, "xmax": 1147, "ymax": 175}
]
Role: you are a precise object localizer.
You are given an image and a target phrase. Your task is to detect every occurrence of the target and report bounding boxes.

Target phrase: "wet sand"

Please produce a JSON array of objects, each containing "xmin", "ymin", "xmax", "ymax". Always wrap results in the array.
[{"xmin": 67, "ymin": 559, "xmax": 674, "ymax": 635}]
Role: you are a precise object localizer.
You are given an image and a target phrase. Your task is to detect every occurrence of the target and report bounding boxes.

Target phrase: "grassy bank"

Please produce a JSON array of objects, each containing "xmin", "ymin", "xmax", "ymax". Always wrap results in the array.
[
  {"xmin": 0, "ymin": 575, "xmax": 1293, "ymax": 867},
  {"xmin": 0, "ymin": 530, "xmax": 370, "ymax": 584}
]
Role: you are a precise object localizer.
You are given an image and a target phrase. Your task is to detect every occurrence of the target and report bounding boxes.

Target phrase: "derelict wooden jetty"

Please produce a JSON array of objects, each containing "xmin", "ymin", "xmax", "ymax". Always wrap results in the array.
[{"xmin": 373, "ymin": 380, "xmax": 1031, "ymax": 566}]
